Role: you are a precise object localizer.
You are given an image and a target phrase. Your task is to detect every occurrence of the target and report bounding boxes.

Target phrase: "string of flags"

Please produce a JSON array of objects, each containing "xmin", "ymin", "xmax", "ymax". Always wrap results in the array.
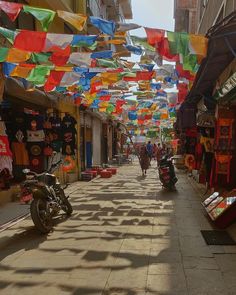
[{"xmin": 0, "ymin": 0, "xmax": 210, "ymax": 133}]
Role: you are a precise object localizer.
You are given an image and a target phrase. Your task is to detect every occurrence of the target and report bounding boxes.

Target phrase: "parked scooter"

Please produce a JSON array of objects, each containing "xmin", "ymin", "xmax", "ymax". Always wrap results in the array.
[
  {"xmin": 158, "ymin": 155, "xmax": 178, "ymax": 190},
  {"xmin": 20, "ymin": 161, "xmax": 73, "ymax": 233}
]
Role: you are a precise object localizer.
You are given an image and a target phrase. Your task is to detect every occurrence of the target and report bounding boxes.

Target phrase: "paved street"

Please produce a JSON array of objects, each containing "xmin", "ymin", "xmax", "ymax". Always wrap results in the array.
[{"xmin": 1, "ymin": 161, "xmax": 236, "ymax": 295}]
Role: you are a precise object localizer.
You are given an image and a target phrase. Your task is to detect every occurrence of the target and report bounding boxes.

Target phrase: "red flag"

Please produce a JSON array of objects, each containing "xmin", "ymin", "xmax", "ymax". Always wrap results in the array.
[
  {"xmin": 49, "ymin": 46, "xmax": 70, "ymax": 66},
  {"xmin": 44, "ymin": 70, "xmax": 65, "ymax": 92},
  {"xmin": 136, "ymin": 71, "xmax": 154, "ymax": 81},
  {"xmin": 0, "ymin": 1, "xmax": 23, "ymax": 21},
  {"xmin": 176, "ymin": 63, "xmax": 195, "ymax": 81},
  {"xmin": 145, "ymin": 27, "xmax": 165, "ymax": 46},
  {"xmin": 157, "ymin": 38, "xmax": 179, "ymax": 62},
  {"xmin": 114, "ymin": 100, "xmax": 125, "ymax": 114},
  {"xmin": 14, "ymin": 30, "xmax": 46, "ymax": 52},
  {"xmin": 99, "ymin": 95, "xmax": 111, "ymax": 101},
  {"xmin": 177, "ymin": 83, "xmax": 188, "ymax": 103}
]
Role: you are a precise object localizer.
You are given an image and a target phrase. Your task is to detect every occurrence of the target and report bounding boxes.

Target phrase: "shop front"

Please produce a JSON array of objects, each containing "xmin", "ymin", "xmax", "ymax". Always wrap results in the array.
[{"xmin": 0, "ymin": 81, "xmax": 80, "ymax": 201}]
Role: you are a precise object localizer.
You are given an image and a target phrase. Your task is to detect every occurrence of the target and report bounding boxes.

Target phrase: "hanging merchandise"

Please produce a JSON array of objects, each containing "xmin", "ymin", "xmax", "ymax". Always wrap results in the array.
[
  {"xmin": 61, "ymin": 113, "xmax": 77, "ymax": 156},
  {"xmin": 0, "ymin": 119, "xmax": 13, "ymax": 189},
  {"xmin": 62, "ymin": 155, "xmax": 76, "ymax": 172}
]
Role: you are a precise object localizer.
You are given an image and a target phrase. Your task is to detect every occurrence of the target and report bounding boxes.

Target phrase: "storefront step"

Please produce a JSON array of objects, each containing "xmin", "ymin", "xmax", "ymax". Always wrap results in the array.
[{"xmin": 0, "ymin": 185, "xmax": 20, "ymax": 206}]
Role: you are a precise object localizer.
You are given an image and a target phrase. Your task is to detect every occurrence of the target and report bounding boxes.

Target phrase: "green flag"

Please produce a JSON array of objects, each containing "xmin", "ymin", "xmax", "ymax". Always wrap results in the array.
[
  {"xmin": 167, "ymin": 31, "xmax": 189, "ymax": 57},
  {"xmin": 106, "ymin": 104, "xmax": 115, "ymax": 114},
  {"xmin": 0, "ymin": 47, "xmax": 9, "ymax": 62},
  {"xmin": 0, "ymin": 27, "xmax": 16, "ymax": 44},
  {"xmin": 97, "ymin": 58, "xmax": 118, "ymax": 68},
  {"xmin": 23, "ymin": 6, "xmax": 56, "ymax": 32},
  {"xmin": 183, "ymin": 54, "xmax": 198, "ymax": 72},
  {"xmin": 131, "ymin": 36, "xmax": 156, "ymax": 52},
  {"xmin": 27, "ymin": 65, "xmax": 51, "ymax": 86},
  {"xmin": 31, "ymin": 52, "xmax": 52, "ymax": 64}
]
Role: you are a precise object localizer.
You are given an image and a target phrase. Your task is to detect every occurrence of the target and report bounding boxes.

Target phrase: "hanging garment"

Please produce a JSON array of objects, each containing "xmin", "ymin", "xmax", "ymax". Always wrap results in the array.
[
  {"xmin": 11, "ymin": 142, "xmax": 29, "ymax": 165},
  {"xmin": 0, "ymin": 135, "xmax": 12, "ymax": 156}
]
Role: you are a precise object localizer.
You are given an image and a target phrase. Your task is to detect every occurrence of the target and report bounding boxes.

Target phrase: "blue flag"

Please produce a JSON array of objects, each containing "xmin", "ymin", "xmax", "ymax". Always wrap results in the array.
[{"xmin": 89, "ymin": 16, "xmax": 115, "ymax": 36}]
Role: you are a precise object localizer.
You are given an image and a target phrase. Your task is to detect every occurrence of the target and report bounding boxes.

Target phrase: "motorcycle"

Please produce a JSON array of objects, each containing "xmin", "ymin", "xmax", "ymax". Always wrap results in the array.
[
  {"xmin": 158, "ymin": 155, "xmax": 178, "ymax": 190},
  {"xmin": 20, "ymin": 161, "xmax": 73, "ymax": 233}
]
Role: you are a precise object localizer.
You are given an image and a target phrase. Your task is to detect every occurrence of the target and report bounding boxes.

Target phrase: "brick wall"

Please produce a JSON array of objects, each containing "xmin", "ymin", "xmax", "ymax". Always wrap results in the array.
[
  {"xmin": 175, "ymin": 0, "xmax": 198, "ymax": 10},
  {"xmin": 174, "ymin": 0, "xmax": 198, "ymax": 33}
]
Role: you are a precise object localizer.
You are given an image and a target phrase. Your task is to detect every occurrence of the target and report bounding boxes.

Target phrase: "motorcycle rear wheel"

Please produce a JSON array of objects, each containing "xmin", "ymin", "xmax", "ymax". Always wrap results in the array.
[{"xmin": 30, "ymin": 199, "xmax": 53, "ymax": 234}]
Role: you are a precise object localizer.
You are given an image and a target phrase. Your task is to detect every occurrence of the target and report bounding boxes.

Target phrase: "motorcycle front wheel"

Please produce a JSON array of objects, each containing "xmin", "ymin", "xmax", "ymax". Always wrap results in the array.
[{"xmin": 30, "ymin": 199, "xmax": 53, "ymax": 234}]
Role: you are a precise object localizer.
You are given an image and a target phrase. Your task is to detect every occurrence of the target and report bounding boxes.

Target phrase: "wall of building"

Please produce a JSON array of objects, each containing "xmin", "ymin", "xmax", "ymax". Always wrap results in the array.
[
  {"xmin": 197, "ymin": 0, "xmax": 236, "ymax": 34},
  {"xmin": 92, "ymin": 118, "xmax": 102, "ymax": 166},
  {"xmin": 174, "ymin": 0, "xmax": 198, "ymax": 33}
]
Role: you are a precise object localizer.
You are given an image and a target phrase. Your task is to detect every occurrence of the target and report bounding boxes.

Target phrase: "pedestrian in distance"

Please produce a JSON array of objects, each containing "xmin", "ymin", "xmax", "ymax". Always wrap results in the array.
[
  {"xmin": 139, "ymin": 144, "xmax": 150, "ymax": 176},
  {"xmin": 146, "ymin": 141, "xmax": 153, "ymax": 163}
]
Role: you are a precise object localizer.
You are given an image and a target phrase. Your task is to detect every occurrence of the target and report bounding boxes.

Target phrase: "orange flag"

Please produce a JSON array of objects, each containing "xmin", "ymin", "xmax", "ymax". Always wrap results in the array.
[
  {"xmin": 6, "ymin": 48, "xmax": 31, "ymax": 63},
  {"xmin": 57, "ymin": 10, "xmax": 87, "ymax": 31}
]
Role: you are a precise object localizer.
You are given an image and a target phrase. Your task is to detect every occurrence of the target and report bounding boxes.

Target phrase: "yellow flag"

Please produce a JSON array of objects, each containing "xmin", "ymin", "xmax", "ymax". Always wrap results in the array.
[
  {"xmin": 100, "ymin": 72, "xmax": 119, "ymax": 85},
  {"xmin": 189, "ymin": 34, "xmax": 208, "ymax": 58},
  {"xmin": 6, "ymin": 48, "xmax": 31, "ymax": 63},
  {"xmin": 55, "ymin": 66, "xmax": 73, "ymax": 72},
  {"xmin": 57, "ymin": 10, "xmax": 87, "ymax": 31}
]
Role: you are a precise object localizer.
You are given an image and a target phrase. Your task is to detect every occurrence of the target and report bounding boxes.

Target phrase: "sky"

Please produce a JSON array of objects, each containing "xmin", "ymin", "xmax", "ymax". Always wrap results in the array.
[
  {"xmin": 129, "ymin": 0, "xmax": 175, "ymax": 37},
  {"xmin": 125, "ymin": 0, "xmax": 176, "ymax": 94}
]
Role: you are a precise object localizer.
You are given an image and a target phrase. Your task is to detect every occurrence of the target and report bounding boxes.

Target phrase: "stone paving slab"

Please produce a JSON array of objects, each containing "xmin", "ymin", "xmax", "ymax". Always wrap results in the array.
[{"xmin": 0, "ymin": 161, "xmax": 236, "ymax": 294}]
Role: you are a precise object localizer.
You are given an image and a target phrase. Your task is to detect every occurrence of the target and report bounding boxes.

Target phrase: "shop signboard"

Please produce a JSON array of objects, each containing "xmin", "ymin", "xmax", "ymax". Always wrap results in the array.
[{"xmin": 215, "ymin": 72, "xmax": 236, "ymax": 100}]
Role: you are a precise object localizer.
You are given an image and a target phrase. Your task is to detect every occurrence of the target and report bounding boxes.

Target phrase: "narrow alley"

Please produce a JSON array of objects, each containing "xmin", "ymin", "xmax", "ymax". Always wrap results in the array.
[{"xmin": 0, "ymin": 162, "xmax": 236, "ymax": 295}]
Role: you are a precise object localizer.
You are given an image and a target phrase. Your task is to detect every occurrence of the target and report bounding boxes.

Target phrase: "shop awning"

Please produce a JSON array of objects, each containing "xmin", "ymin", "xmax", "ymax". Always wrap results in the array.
[
  {"xmin": 5, "ymin": 77, "xmax": 57, "ymax": 108},
  {"xmin": 186, "ymin": 12, "xmax": 236, "ymax": 104}
]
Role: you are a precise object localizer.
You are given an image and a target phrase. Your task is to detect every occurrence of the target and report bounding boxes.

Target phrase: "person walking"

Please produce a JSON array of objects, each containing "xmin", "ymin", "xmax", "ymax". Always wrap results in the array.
[
  {"xmin": 146, "ymin": 141, "xmax": 153, "ymax": 162},
  {"xmin": 139, "ymin": 145, "xmax": 150, "ymax": 175}
]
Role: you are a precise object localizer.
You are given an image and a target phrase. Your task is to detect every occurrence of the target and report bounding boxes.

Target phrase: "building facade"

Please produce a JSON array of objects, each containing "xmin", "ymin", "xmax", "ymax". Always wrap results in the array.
[
  {"xmin": 196, "ymin": 0, "xmax": 236, "ymax": 34},
  {"xmin": 174, "ymin": 0, "xmax": 198, "ymax": 33}
]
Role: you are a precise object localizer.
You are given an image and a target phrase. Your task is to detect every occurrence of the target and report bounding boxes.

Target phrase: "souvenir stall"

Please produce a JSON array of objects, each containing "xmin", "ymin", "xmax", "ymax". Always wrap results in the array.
[
  {"xmin": 0, "ymin": 97, "xmax": 78, "ymax": 188},
  {"xmin": 0, "ymin": 116, "xmax": 12, "ymax": 190}
]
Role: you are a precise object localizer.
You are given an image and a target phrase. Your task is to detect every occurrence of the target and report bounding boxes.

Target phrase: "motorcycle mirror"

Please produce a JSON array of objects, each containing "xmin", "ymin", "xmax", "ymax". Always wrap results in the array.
[{"xmin": 23, "ymin": 169, "xmax": 30, "ymax": 174}]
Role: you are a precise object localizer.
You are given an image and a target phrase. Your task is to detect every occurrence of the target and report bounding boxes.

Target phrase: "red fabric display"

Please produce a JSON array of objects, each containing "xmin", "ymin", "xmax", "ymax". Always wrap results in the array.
[
  {"xmin": 14, "ymin": 30, "xmax": 47, "ymax": 52},
  {"xmin": 0, "ymin": 135, "xmax": 12, "ymax": 157},
  {"xmin": 214, "ymin": 154, "xmax": 232, "ymax": 183}
]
